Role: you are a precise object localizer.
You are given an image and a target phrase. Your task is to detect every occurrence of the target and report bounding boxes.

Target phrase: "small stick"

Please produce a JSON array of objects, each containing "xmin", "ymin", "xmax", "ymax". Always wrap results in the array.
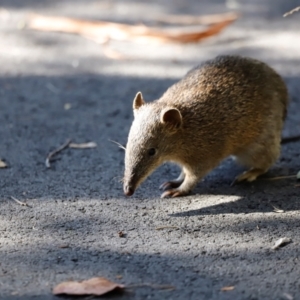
[
  {"xmin": 270, "ymin": 204, "xmax": 284, "ymax": 213},
  {"xmin": 10, "ymin": 196, "xmax": 32, "ymax": 208},
  {"xmin": 260, "ymin": 175, "xmax": 296, "ymax": 181},
  {"xmin": 155, "ymin": 226, "xmax": 179, "ymax": 230},
  {"xmin": 45, "ymin": 139, "xmax": 72, "ymax": 168},
  {"xmin": 127, "ymin": 283, "xmax": 175, "ymax": 290},
  {"xmin": 283, "ymin": 6, "xmax": 300, "ymax": 17}
]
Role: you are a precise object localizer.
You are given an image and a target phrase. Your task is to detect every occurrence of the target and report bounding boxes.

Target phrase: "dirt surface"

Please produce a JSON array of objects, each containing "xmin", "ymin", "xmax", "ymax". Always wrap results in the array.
[{"xmin": 0, "ymin": 1, "xmax": 300, "ymax": 299}]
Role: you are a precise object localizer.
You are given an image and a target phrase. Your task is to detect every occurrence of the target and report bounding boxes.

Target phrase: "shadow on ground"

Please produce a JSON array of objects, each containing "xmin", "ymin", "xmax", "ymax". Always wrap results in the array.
[{"xmin": 1, "ymin": 210, "xmax": 300, "ymax": 299}]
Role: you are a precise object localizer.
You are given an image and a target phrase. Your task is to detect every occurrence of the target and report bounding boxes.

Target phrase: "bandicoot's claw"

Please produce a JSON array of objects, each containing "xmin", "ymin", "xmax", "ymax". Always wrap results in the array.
[
  {"xmin": 230, "ymin": 178, "xmax": 238, "ymax": 187},
  {"xmin": 159, "ymin": 182, "xmax": 171, "ymax": 190},
  {"xmin": 159, "ymin": 182, "xmax": 174, "ymax": 191},
  {"xmin": 159, "ymin": 181, "xmax": 183, "ymax": 191},
  {"xmin": 161, "ymin": 189, "xmax": 186, "ymax": 198},
  {"xmin": 230, "ymin": 176, "xmax": 247, "ymax": 187}
]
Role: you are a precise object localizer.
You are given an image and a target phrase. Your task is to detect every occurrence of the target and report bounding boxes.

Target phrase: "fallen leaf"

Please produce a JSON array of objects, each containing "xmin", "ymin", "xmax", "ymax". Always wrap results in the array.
[
  {"xmin": 53, "ymin": 277, "xmax": 124, "ymax": 296},
  {"xmin": 221, "ymin": 286, "xmax": 235, "ymax": 291},
  {"xmin": 272, "ymin": 237, "xmax": 291, "ymax": 250},
  {"xmin": 0, "ymin": 159, "xmax": 7, "ymax": 168},
  {"xmin": 69, "ymin": 142, "xmax": 97, "ymax": 149},
  {"xmin": 156, "ymin": 11, "xmax": 238, "ymax": 25},
  {"xmin": 27, "ymin": 13, "xmax": 237, "ymax": 44}
]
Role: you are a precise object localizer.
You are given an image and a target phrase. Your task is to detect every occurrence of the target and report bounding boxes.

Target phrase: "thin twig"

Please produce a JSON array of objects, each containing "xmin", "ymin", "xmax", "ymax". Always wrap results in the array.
[
  {"xmin": 270, "ymin": 204, "xmax": 284, "ymax": 213},
  {"xmin": 127, "ymin": 283, "xmax": 175, "ymax": 290},
  {"xmin": 109, "ymin": 139, "xmax": 126, "ymax": 151},
  {"xmin": 45, "ymin": 139, "xmax": 72, "ymax": 168},
  {"xmin": 82, "ymin": 296, "xmax": 95, "ymax": 300},
  {"xmin": 10, "ymin": 196, "xmax": 32, "ymax": 208},
  {"xmin": 283, "ymin": 6, "xmax": 300, "ymax": 17},
  {"xmin": 0, "ymin": 159, "xmax": 7, "ymax": 168},
  {"xmin": 155, "ymin": 226, "xmax": 179, "ymax": 230},
  {"xmin": 69, "ymin": 142, "xmax": 97, "ymax": 149},
  {"xmin": 260, "ymin": 175, "xmax": 296, "ymax": 181}
]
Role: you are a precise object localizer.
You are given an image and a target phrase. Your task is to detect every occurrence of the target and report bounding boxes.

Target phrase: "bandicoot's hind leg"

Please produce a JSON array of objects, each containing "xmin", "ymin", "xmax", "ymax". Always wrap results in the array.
[
  {"xmin": 160, "ymin": 171, "xmax": 185, "ymax": 191},
  {"xmin": 231, "ymin": 168, "xmax": 268, "ymax": 186},
  {"xmin": 232, "ymin": 136, "xmax": 281, "ymax": 185}
]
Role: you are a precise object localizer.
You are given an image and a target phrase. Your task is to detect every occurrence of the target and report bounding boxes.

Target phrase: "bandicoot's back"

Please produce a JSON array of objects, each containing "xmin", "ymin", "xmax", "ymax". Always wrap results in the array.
[{"xmin": 123, "ymin": 55, "xmax": 288, "ymax": 198}]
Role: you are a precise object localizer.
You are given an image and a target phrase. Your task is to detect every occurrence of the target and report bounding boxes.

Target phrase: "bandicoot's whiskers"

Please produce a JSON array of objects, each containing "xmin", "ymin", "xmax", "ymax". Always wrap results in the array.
[{"xmin": 109, "ymin": 139, "xmax": 126, "ymax": 151}]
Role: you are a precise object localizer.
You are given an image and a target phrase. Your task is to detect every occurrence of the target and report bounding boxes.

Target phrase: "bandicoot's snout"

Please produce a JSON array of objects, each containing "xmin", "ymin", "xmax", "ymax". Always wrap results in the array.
[{"xmin": 123, "ymin": 184, "xmax": 135, "ymax": 196}]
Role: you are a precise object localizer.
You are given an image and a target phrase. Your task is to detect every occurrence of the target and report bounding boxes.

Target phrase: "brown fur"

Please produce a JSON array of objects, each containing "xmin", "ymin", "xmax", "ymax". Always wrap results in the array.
[{"xmin": 123, "ymin": 55, "xmax": 288, "ymax": 198}]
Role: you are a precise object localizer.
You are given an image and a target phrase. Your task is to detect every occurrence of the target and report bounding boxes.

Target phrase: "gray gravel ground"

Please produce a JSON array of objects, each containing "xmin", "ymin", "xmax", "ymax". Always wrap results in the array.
[{"xmin": 0, "ymin": 0, "xmax": 300, "ymax": 299}]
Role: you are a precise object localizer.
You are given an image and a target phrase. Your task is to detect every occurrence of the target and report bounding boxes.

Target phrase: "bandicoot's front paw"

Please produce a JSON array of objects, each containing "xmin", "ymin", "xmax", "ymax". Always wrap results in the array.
[{"xmin": 161, "ymin": 189, "xmax": 189, "ymax": 198}]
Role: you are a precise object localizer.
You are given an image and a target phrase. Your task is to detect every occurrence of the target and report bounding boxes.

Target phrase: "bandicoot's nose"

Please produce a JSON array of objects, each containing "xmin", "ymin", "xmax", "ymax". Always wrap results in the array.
[{"xmin": 124, "ymin": 184, "xmax": 134, "ymax": 196}]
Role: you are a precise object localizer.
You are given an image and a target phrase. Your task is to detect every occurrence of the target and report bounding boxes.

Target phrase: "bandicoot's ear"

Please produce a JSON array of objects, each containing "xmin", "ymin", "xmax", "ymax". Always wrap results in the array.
[
  {"xmin": 160, "ymin": 108, "xmax": 182, "ymax": 130},
  {"xmin": 133, "ymin": 92, "xmax": 145, "ymax": 111}
]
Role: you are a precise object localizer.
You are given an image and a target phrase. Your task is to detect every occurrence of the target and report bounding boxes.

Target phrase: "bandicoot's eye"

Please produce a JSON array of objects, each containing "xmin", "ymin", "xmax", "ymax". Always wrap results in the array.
[{"xmin": 148, "ymin": 148, "xmax": 156, "ymax": 156}]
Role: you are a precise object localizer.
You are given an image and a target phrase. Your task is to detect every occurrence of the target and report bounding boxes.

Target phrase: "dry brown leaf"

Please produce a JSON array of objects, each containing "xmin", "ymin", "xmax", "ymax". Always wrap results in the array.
[
  {"xmin": 0, "ymin": 159, "xmax": 7, "ymax": 168},
  {"xmin": 53, "ymin": 277, "xmax": 124, "ymax": 296},
  {"xmin": 69, "ymin": 142, "xmax": 97, "ymax": 149},
  {"xmin": 156, "ymin": 12, "xmax": 239, "ymax": 25},
  {"xmin": 27, "ymin": 13, "xmax": 237, "ymax": 44},
  {"xmin": 221, "ymin": 286, "xmax": 235, "ymax": 291}
]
